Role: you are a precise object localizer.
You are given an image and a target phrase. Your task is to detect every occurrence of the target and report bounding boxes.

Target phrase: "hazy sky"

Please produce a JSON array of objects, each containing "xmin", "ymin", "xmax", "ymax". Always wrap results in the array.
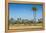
[{"xmin": 8, "ymin": 3, "xmax": 43, "ymax": 21}]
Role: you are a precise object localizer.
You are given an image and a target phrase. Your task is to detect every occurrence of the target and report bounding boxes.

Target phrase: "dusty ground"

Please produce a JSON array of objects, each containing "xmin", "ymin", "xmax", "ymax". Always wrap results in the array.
[{"xmin": 8, "ymin": 23, "xmax": 44, "ymax": 32}]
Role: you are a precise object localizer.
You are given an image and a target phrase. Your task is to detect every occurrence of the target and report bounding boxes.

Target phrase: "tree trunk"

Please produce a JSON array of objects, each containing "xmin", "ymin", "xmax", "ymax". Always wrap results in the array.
[{"xmin": 33, "ymin": 11, "xmax": 36, "ymax": 25}]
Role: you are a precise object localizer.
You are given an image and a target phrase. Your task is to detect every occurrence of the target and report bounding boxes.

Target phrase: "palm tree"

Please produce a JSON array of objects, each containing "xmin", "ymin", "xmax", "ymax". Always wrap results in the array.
[{"xmin": 32, "ymin": 7, "xmax": 37, "ymax": 23}]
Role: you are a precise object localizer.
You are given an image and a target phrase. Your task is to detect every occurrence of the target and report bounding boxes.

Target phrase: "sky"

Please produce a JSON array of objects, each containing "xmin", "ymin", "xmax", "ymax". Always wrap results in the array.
[{"xmin": 8, "ymin": 3, "xmax": 43, "ymax": 21}]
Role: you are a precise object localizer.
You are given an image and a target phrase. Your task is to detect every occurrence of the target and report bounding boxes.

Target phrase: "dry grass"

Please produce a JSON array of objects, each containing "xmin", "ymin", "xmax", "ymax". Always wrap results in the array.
[{"xmin": 8, "ymin": 23, "xmax": 43, "ymax": 31}]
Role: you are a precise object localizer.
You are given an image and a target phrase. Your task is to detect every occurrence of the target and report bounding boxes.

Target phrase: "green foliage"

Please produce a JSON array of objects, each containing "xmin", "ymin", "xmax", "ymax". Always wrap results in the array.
[{"xmin": 32, "ymin": 7, "xmax": 37, "ymax": 11}]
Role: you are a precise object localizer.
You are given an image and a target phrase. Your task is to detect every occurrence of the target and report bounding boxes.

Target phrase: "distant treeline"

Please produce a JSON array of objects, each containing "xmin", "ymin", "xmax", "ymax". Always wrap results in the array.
[{"xmin": 9, "ymin": 18, "xmax": 43, "ymax": 25}]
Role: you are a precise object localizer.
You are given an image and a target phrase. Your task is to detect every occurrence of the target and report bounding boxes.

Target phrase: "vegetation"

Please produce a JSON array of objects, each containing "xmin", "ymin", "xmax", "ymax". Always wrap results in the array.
[
  {"xmin": 8, "ymin": 7, "xmax": 43, "ymax": 26},
  {"xmin": 32, "ymin": 7, "xmax": 37, "ymax": 23},
  {"xmin": 9, "ymin": 18, "xmax": 43, "ymax": 26}
]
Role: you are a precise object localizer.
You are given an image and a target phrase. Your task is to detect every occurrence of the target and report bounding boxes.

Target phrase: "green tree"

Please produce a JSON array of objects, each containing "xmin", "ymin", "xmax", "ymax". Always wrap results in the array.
[
  {"xmin": 32, "ymin": 7, "xmax": 37, "ymax": 23},
  {"xmin": 10, "ymin": 18, "xmax": 15, "ymax": 25}
]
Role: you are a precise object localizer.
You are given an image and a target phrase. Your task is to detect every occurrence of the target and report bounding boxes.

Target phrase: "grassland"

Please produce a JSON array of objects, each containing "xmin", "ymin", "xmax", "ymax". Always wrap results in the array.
[{"xmin": 9, "ymin": 23, "xmax": 44, "ymax": 32}]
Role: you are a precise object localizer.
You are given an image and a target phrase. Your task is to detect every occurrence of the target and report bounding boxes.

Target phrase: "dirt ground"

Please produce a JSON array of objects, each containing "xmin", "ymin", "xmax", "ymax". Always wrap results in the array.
[{"xmin": 8, "ymin": 23, "xmax": 44, "ymax": 32}]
